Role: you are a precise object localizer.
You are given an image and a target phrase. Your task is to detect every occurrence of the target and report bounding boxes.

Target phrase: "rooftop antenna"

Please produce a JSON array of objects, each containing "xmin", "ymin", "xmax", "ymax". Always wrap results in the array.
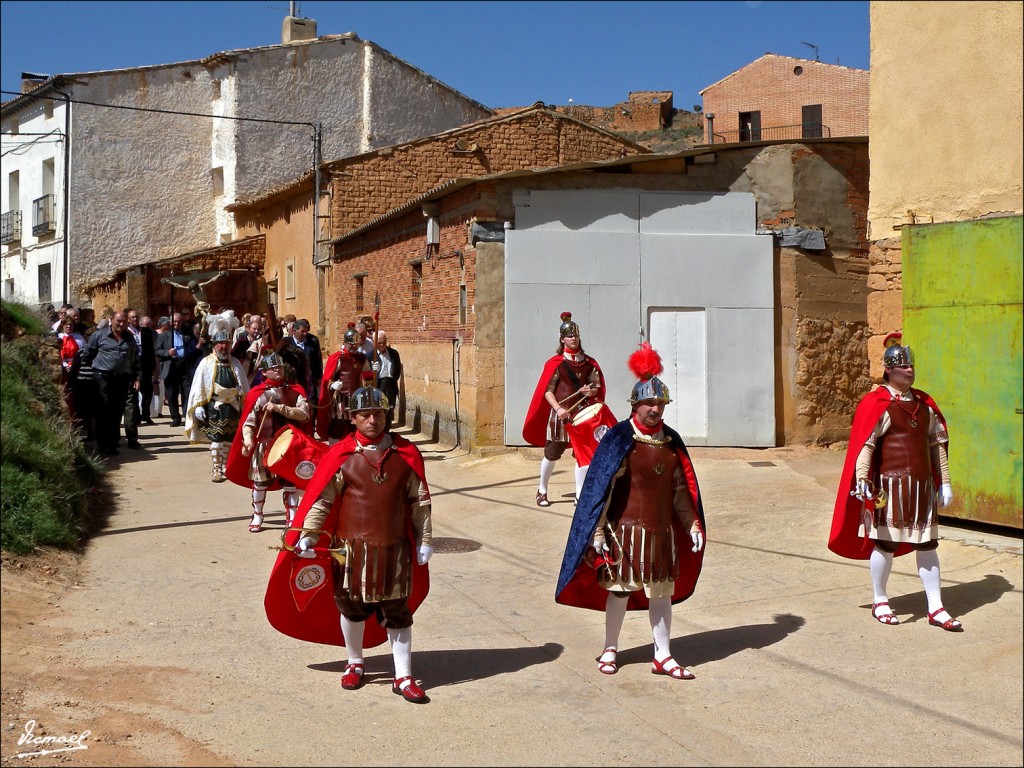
[{"xmin": 801, "ymin": 41, "xmax": 820, "ymax": 61}]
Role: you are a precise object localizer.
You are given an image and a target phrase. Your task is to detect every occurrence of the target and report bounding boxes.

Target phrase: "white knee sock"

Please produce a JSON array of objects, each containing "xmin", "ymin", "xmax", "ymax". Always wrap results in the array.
[
  {"xmin": 649, "ymin": 596, "xmax": 673, "ymax": 662},
  {"xmin": 209, "ymin": 441, "xmax": 220, "ymax": 469},
  {"xmin": 574, "ymin": 464, "xmax": 589, "ymax": 498},
  {"xmin": 538, "ymin": 458, "xmax": 556, "ymax": 494},
  {"xmin": 388, "ymin": 627, "xmax": 413, "ymax": 680},
  {"xmin": 870, "ymin": 546, "xmax": 893, "ymax": 604},
  {"xmin": 916, "ymin": 548, "xmax": 944, "ymax": 613},
  {"xmin": 603, "ymin": 592, "xmax": 628, "ymax": 650},
  {"xmin": 340, "ymin": 615, "xmax": 365, "ymax": 666}
]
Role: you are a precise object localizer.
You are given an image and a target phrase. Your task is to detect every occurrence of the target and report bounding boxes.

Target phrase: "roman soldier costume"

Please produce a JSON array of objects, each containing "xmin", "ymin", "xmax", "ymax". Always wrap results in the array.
[
  {"xmin": 225, "ymin": 351, "xmax": 312, "ymax": 532},
  {"xmin": 317, "ymin": 323, "xmax": 369, "ymax": 441}
]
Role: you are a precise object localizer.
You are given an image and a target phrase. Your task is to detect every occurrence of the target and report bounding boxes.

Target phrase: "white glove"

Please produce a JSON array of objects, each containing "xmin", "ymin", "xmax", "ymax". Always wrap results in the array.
[
  {"xmin": 417, "ymin": 544, "xmax": 433, "ymax": 565},
  {"xmin": 690, "ymin": 527, "xmax": 705, "ymax": 553},
  {"xmin": 296, "ymin": 536, "xmax": 317, "ymax": 559},
  {"xmin": 330, "ymin": 380, "xmax": 343, "ymax": 392},
  {"xmin": 371, "ymin": 360, "xmax": 381, "ymax": 372},
  {"xmin": 940, "ymin": 483, "xmax": 953, "ymax": 508},
  {"xmin": 852, "ymin": 478, "xmax": 872, "ymax": 501},
  {"xmin": 193, "ymin": 406, "xmax": 206, "ymax": 421}
]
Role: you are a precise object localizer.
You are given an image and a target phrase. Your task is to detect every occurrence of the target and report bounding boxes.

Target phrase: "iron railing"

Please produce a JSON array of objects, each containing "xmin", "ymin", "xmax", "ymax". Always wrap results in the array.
[
  {"xmin": 1, "ymin": 210, "xmax": 22, "ymax": 244},
  {"xmin": 710, "ymin": 123, "xmax": 832, "ymax": 144},
  {"xmin": 32, "ymin": 194, "xmax": 56, "ymax": 236}
]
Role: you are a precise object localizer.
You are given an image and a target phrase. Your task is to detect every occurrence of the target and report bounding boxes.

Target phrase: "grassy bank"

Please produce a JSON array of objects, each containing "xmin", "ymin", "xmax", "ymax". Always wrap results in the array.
[{"xmin": 0, "ymin": 299, "xmax": 105, "ymax": 554}]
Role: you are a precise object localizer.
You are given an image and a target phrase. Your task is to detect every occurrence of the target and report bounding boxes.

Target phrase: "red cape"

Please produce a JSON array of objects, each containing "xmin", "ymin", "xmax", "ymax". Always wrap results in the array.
[
  {"xmin": 224, "ymin": 381, "xmax": 312, "ymax": 490},
  {"xmin": 522, "ymin": 353, "xmax": 607, "ymax": 446},
  {"xmin": 827, "ymin": 386, "xmax": 946, "ymax": 560},
  {"xmin": 315, "ymin": 349, "xmax": 366, "ymax": 439},
  {"xmin": 264, "ymin": 432, "xmax": 431, "ymax": 648}
]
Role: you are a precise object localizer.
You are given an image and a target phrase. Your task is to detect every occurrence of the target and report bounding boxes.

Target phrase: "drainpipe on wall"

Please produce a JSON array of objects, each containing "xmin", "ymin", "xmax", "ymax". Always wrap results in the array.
[
  {"xmin": 705, "ymin": 112, "xmax": 715, "ymax": 145},
  {"xmin": 55, "ymin": 89, "xmax": 71, "ymax": 305},
  {"xmin": 452, "ymin": 335, "xmax": 462, "ymax": 450}
]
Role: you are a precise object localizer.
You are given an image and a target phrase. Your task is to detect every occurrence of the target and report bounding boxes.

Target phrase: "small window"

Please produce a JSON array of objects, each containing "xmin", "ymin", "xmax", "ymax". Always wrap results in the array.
[
  {"xmin": 212, "ymin": 79, "xmax": 222, "ymax": 100},
  {"xmin": 44, "ymin": 100, "xmax": 54, "ymax": 119},
  {"xmin": 4, "ymin": 278, "xmax": 15, "ymax": 299},
  {"xmin": 459, "ymin": 284, "xmax": 468, "ymax": 324},
  {"xmin": 211, "ymin": 167, "xmax": 224, "ymax": 197},
  {"xmin": 793, "ymin": 66, "xmax": 804, "ymax": 75},
  {"xmin": 38, "ymin": 263, "xmax": 52, "ymax": 304},
  {"xmin": 285, "ymin": 258, "xmax": 295, "ymax": 299},
  {"xmin": 411, "ymin": 263, "xmax": 422, "ymax": 311},
  {"xmin": 355, "ymin": 275, "xmax": 364, "ymax": 313}
]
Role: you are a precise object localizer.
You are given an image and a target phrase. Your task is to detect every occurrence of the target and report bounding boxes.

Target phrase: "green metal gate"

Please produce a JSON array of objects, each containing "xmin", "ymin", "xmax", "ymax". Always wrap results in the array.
[{"xmin": 903, "ymin": 216, "xmax": 1023, "ymax": 529}]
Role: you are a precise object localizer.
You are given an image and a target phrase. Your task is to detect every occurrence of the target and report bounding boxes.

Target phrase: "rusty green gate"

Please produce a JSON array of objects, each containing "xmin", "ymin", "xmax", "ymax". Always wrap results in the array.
[{"xmin": 903, "ymin": 216, "xmax": 1023, "ymax": 529}]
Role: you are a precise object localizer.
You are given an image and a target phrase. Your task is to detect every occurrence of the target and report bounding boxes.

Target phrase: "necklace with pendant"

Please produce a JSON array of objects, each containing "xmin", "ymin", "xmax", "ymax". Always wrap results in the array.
[
  {"xmin": 357, "ymin": 444, "xmax": 390, "ymax": 483},
  {"xmin": 892, "ymin": 393, "xmax": 922, "ymax": 428}
]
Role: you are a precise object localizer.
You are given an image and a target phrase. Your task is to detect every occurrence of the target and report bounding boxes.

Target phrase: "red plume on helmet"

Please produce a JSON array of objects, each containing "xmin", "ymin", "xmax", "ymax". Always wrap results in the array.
[
  {"xmin": 560, "ymin": 311, "xmax": 572, "ymax": 321},
  {"xmin": 883, "ymin": 331, "xmax": 903, "ymax": 349},
  {"xmin": 628, "ymin": 342, "xmax": 663, "ymax": 381}
]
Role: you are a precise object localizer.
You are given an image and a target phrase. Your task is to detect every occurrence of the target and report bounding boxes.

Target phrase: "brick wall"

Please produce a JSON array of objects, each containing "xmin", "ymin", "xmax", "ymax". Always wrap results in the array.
[
  {"xmin": 703, "ymin": 54, "xmax": 868, "ymax": 141},
  {"xmin": 329, "ymin": 109, "xmax": 641, "ymax": 237}
]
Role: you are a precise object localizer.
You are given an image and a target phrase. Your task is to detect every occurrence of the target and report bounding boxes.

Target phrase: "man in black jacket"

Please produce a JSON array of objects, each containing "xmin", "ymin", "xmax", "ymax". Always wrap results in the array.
[
  {"xmin": 81, "ymin": 310, "xmax": 141, "ymax": 455},
  {"xmin": 127, "ymin": 309, "xmax": 157, "ymax": 426},
  {"xmin": 281, "ymin": 318, "xmax": 323, "ymax": 410},
  {"xmin": 154, "ymin": 313, "xmax": 198, "ymax": 427}
]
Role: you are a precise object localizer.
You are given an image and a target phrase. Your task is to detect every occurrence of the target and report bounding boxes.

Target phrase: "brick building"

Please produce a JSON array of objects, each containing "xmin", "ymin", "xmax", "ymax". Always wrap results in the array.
[
  {"xmin": 328, "ymin": 138, "xmax": 870, "ymax": 451},
  {"xmin": 228, "ymin": 105, "xmax": 649, "ymax": 350},
  {"xmin": 699, "ymin": 54, "xmax": 868, "ymax": 144}
]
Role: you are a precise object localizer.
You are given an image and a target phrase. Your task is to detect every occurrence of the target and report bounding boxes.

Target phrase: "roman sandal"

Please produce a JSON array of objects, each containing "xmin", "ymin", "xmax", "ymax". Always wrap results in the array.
[
  {"xmin": 536, "ymin": 491, "xmax": 551, "ymax": 507},
  {"xmin": 248, "ymin": 514, "xmax": 263, "ymax": 533},
  {"xmin": 927, "ymin": 607, "xmax": 963, "ymax": 632},
  {"xmin": 651, "ymin": 656, "xmax": 695, "ymax": 680},
  {"xmin": 392, "ymin": 676, "xmax": 429, "ymax": 703},
  {"xmin": 340, "ymin": 663, "xmax": 365, "ymax": 690},
  {"xmin": 596, "ymin": 648, "xmax": 617, "ymax": 675},
  {"xmin": 871, "ymin": 602, "xmax": 900, "ymax": 625}
]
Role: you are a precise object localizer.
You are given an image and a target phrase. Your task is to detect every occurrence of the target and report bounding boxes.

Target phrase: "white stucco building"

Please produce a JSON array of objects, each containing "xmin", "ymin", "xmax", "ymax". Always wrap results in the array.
[{"xmin": 1, "ymin": 22, "xmax": 491, "ymax": 307}]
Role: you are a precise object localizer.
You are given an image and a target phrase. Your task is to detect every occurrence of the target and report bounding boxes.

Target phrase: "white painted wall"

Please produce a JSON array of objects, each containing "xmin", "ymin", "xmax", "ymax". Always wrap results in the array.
[
  {"xmin": 1, "ymin": 96, "xmax": 68, "ymax": 306},
  {"xmin": 505, "ymin": 188, "xmax": 775, "ymax": 447},
  {"xmin": 2, "ymin": 34, "xmax": 492, "ymax": 304}
]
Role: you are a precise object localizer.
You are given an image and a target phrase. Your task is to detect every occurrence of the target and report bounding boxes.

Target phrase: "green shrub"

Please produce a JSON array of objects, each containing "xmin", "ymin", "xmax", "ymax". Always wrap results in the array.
[{"xmin": 1, "ymin": 300, "xmax": 104, "ymax": 554}]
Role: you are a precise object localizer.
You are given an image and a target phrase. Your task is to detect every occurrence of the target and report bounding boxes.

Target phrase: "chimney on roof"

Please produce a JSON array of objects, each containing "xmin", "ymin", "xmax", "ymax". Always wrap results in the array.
[{"xmin": 282, "ymin": 13, "xmax": 317, "ymax": 44}]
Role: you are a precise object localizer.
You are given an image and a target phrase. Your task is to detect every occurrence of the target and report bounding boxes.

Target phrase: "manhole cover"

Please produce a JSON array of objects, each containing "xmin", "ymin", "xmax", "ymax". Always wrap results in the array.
[{"xmin": 431, "ymin": 536, "xmax": 482, "ymax": 554}]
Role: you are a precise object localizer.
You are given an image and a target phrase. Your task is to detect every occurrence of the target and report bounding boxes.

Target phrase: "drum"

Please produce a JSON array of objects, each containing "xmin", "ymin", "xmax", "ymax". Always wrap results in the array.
[
  {"xmin": 266, "ymin": 424, "xmax": 327, "ymax": 488},
  {"xmin": 566, "ymin": 402, "xmax": 617, "ymax": 467}
]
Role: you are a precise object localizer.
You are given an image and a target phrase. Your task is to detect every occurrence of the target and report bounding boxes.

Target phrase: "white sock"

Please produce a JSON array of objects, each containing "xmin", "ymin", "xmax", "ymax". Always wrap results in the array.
[
  {"xmin": 251, "ymin": 486, "xmax": 267, "ymax": 517},
  {"xmin": 574, "ymin": 464, "xmax": 589, "ymax": 498},
  {"xmin": 340, "ymin": 615, "xmax": 365, "ymax": 665},
  {"xmin": 870, "ymin": 546, "xmax": 894, "ymax": 605},
  {"xmin": 916, "ymin": 548, "xmax": 945, "ymax": 614},
  {"xmin": 210, "ymin": 441, "xmax": 220, "ymax": 468},
  {"xmin": 603, "ymin": 592, "xmax": 628, "ymax": 651},
  {"xmin": 649, "ymin": 596, "xmax": 673, "ymax": 662},
  {"xmin": 538, "ymin": 457, "xmax": 556, "ymax": 494},
  {"xmin": 389, "ymin": 627, "xmax": 413, "ymax": 681}
]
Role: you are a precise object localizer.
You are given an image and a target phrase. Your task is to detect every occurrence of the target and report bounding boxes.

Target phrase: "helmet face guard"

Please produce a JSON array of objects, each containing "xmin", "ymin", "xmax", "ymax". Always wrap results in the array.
[
  {"xmin": 259, "ymin": 351, "xmax": 285, "ymax": 372},
  {"xmin": 883, "ymin": 344, "xmax": 914, "ymax": 368},
  {"xmin": 630, "ymin": 375, "xmax": 672, "ymax": 405},
  {"xmin": 349, "ymin": 385, "xmax": 389, "ymax": 413}
]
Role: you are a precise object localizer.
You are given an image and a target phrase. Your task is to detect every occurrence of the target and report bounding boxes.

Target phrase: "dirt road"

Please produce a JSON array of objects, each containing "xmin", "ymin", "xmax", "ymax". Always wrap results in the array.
[{"xmin": 2, "ymin": 421, "xmax": 1022, "ymax": 766}]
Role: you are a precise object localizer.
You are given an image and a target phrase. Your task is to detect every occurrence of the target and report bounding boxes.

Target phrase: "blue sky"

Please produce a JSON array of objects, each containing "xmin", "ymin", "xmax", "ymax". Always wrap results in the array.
[{"xmin": 1, "ymin": 1, "xmax": 868, "ymax": 110}]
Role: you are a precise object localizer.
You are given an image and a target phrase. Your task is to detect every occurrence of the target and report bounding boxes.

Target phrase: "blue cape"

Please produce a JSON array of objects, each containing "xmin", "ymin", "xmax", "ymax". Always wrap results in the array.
[{"xmin": 555, "ymin": 419, "xmax": 707, "ymax": 611}]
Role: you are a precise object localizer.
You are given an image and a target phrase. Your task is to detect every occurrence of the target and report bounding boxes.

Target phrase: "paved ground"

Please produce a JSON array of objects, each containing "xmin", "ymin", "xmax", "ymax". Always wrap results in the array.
[{"xmin": 1, "ymin": 418, "xmax": 1021, "ymax": 766}]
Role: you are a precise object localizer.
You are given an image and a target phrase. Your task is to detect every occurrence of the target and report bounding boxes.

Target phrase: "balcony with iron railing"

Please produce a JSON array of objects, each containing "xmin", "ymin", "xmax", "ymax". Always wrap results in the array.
[
  {"xmin": 33, "ymin": 194, "xmax": 56, "ymax": 236},
  {"xmin": 1, "ymin": 210, "xmax": 22, "ymax": 245},
  {"xmin": 708, "ymin": 123, "xmax": 832, "ymax": 145}
]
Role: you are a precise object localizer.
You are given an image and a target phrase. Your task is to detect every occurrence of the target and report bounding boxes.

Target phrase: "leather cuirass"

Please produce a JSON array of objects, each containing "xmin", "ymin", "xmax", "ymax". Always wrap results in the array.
[
  {"xmin": 335, "ymin": 449, "xmax": 413, "ymax": 546},
  {"xmin": 255, "ymin": 386, "xmax": 302, "ymax": 442},
  {"xmin": 606, "ymin": 440, "xmax": 680, "ymax": 531},
  {"xmin": 876, "ymin": 401, "xmax": 931, "ymax": 480},
  {"xmin": 553, "ymin": 358, "xmax": 596, "ymax": 405},
  {"xmin": 331, "ymin": 353, "xmax": 365, "ymax": 395}
]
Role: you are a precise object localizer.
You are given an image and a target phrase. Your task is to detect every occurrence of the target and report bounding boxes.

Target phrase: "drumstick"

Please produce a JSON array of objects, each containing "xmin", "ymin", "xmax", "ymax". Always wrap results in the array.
[{"xmin": 556, "ymin": 388, "xmax": 589, "ymax": 407}]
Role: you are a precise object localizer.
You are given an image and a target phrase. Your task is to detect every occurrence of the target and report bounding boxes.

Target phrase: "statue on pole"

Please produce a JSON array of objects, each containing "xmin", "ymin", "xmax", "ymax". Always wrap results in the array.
[{"xmin": 162, "ymin": 270, "xmax": 229, "ymax": 337}]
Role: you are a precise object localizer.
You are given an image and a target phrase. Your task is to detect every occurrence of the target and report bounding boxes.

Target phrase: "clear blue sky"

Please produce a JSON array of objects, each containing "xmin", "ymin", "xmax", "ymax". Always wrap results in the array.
[{"xmin": 1, "ymin": 1, "xmax": 868, "ymax": 110}]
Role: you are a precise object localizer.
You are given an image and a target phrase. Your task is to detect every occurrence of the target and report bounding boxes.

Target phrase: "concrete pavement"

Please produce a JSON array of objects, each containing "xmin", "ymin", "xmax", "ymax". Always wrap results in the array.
[{"xmin": 32, "ymin": 419, "xmax": 1024, "ymax": 766}]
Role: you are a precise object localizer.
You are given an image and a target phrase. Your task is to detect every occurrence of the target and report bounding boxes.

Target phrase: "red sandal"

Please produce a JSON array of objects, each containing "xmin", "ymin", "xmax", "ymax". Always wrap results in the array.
[
  {"xmin": 248, "ymin": 514, "xmax": 263, "ymax": 533},
  {"xmin": 927, "ymin": 607, "xmax": 963, "ymax": 632},
  {"xmin": 596, "ymin": 648, "xmax": 617, "ymax": 675},
  {"xmin": 392, "ymin": 676, "xmax": 429, "ymax": 703},
  {"xmin": 651, "ymin": 656, "xmax": 695, "ymax": 680},
  {"xmin": 340, "ymin": 663, "xmax": 365, "ymax": 690},
  {"xmin": 871, "ymin": 601, "xmax": 900, "ymax": 625}
]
